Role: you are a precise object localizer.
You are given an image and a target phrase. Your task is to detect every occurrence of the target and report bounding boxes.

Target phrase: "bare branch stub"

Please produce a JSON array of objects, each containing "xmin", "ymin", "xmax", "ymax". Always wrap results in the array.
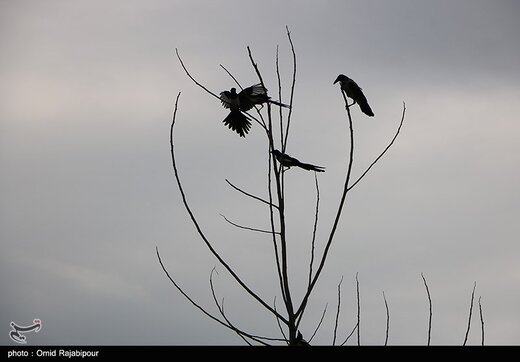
[
  {"xmin": 308, "ymin": 303, "xmax": 328, "ymax": 344},
  {"xmin": 383, "ymin": 291, "xmax": 390, "ymax": 346},
  {"xmin": 478, "ymin": 296, "xmax": 485, "ymax": 346},
  {"xmin": 332, "ymin": 276, "xmax": 344, "ymax": 345},
  {"xmin": 220, "ymin": 213, "xmax": 279, "ymax": 235},
  {"xmin": 225, "ymin": 179, "xmax": 278, "ymax": 209},
  {"xmin": 463, "ymin": 281, "xmax": 477, "ymax": 346},
  {"xmin": 421, "ymin": 273, "xmax": 433, "ymax": 346}
]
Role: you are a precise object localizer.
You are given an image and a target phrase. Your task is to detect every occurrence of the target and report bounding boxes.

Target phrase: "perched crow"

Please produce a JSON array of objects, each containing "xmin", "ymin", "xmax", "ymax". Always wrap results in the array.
[
  {"xmin": 334, "ymin": 74, "xmax": 374, "ymax": 117},
  {"xmin": 272, "ymin": 149, "xmax": 325, "ymax": 172}
]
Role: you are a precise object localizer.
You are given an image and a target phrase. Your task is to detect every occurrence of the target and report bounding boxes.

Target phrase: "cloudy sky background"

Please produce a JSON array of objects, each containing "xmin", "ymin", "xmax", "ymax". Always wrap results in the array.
[{"xmin": 1, "ymin": 0, "xmax": 519, "ymax": 345}]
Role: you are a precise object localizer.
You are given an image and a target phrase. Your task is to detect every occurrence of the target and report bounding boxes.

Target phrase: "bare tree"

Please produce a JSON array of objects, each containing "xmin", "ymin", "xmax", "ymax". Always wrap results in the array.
[{"xmin": 158, "ymin": 27, "xmax": 406, "ymax": 345}]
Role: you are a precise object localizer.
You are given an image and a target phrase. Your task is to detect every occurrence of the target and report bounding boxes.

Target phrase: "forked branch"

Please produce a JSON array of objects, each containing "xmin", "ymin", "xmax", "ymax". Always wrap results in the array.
[{"xmin": 168, "ymin": 92, "xmax": 288, "ymax": 325}]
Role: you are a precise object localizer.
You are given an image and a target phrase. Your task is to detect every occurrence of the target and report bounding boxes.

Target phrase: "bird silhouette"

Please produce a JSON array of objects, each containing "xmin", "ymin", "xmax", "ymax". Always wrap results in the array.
[
  {"xmin": 272, "ymin": 149, "xmax": 325, "ymax": 172},
  {"xmin": 222, "ymin": 110, "xmax": 251, "ymax": 137},
  {"xmin": 220, "ymin": 84, "xmax": 290, "ymax": 111},
  {"xmin": 219, "ymin": 84, "xmax": 289, "ymax": 137},
  {"xmin": 334, "ymin": 74, "xmax": 374, "ymax": 117}
]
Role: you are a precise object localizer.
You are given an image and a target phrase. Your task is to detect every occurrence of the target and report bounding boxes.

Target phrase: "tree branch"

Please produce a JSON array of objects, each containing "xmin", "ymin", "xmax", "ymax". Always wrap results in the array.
[
  {"xmin": 220, "ymin": 213, "xmax": 279, "ymax": 235},
  {"xmin": 478, "ymin": 296, "xmax": 485, "ymax": 346},
  {"xmin": 176, "ymin": 48, "xmax": 221, "ymax": 102},
  {"xmin": 225, "ymin": 179, "xmax": 278, "ymax": 209},
  {"xmin": 208, "ymin": 268, "xmax": 286, "ymax": 345},
  {"xmin": 463, "ymin": 281, "xmax": 477, "ymax": 346},
  {"xmin": 332, "ymin": 276, "xmax": 344, "ymax": 345},
  {"xmin": 247, "ymin": 45, "xmax": 296, "ymax": 336},
  {"xmin": 307, "ymin": 172, "xmax": 320, "ymax": 288},
  {"xmin": 347, "ymin": 102, "xmax": 406, "ymax": 192},
  {"xmin": 209, "ymin": 268, "xmax": 254, "ymax": 345},
  {"xmin": 383, "ymin": 291, "xmax": 390, "ymax": 346},
  {"xmin": 421, "ymin": 273, "xmax": 432, "ymax": 346},
  {"xmin": 168, "ymin": 92, "xmax": 288, "ymax": 325},
  {"xmin": 219, "ymin": 64, "xmax": 244, "ymax": 91},
  {"xmin": 340, "ymin": 273, "xmax": 361, "ymax": 346},
  {"xmin": 273, "ymin": 297, "xmax": 288, "ymax": 344},
  {"xmin": 296, "ymin": 87, "xmax": 356, "ymax": 321},
  {"xmin": 156, "ymin": 246, "xmax": 247, "ymax": 337},
  {"xmin": 356, "ymin": 272, "xmax": 361, "ymax": 346},
  {"xmin": 308, "ymin": 303, "xmax": 328, "ymax": 344},
  {"xmin": 282, "ymin": 25, "xmax": 297, "ymax": 152}
]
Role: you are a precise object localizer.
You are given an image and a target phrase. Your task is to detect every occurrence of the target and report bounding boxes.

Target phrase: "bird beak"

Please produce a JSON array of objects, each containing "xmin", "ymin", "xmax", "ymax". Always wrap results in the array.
[{"xmin": 333, "ymin": 77, "xmax": 339, "ymax": 85}]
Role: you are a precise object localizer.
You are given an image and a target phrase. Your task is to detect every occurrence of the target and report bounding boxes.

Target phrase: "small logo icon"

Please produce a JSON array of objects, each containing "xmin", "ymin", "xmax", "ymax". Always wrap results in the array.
[{"xmin": 9, "ymin": 319, "xmax": 42, "ymax": 344}]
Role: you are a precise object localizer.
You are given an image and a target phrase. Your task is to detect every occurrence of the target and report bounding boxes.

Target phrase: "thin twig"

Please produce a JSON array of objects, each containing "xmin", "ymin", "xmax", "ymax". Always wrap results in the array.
[
  {"xmin": 356, "ymin": 272, "xmax": 361, "ymax": 346},
  {"xmin": 157, "ymin": 246, "xmax": 250, "ymax": 338},
  {"xmin": 296, "ymin": 87, "xmax": 356, "ymax": 322},
  {"xmin": 246, "ymin": 46, "xmax": 270, "ymax": 133},
  {"xmin": 463, "ymin": 281, "xmax": 477, "ymax": 346},
  {"xmin": 478, "ymin": 296, "xmax": 485, "ymax": 346},
  {"xmin": 219, "ymin": 64, "xmax": 244, "ymax": 91},
  {"xmin": 225, "ymin": 179, "xmax": 278, "ymax": 209},
  {"xmin": 340, "ymin": 324, "xmax": 358, "ymax": 346},
  {"xmin": 168, "ymin": 92, "xmax": 288, "ymax": 325},
  {"xmin": 273, "ymin": 297, "xmax": 288, "ymax": 344},
  {"xmin": 332, "ymin": 276, "xmax": 344, "ymax": 345},
  {"xmin": 208, "ymin": 268, "xmax": 286, "ymax": 345},
  {"xmin": 209, "ymin": 268, "xmax": 253, "ymax": 345},
  {"xmin": 175, "ymin": 49, "xmax": 221, "ymax": 101},
  {"xmin": 383, "ymin": 291, "xmax": 390, "ymax": 346},
  {"xmin": 220, "ymin": 213, "xmax": 279, "ymax": 234},
  {"xmin": 308, "ymin": 303, "xmax": 328, "ymax": 344},
  {"xmin": 421, "ymin": 273, "xmax": 432, "ymax": 346},
  {"xmin": 308, "ymin": 172, "xmax": 320, "ymax": 287},
  {"xmin": 282, "ymin": 25, "xmax": 297, "ymax": 152},
  {"xmin": 275, "ymin": 45, "xmax": 284, "ymax": 148},
  {"xmin": 347, "ymin": 102, "xmax": 406, "ymax": 191},
  {"xmin": 266, "ymin": 144, "xmax": 286, "ymax": 306}
]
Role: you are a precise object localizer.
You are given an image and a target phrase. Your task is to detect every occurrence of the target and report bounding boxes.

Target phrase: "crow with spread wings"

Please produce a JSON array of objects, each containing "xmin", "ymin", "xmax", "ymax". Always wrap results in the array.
[{"xmin": 220, "ymin": 84, "xmax": 290, "ymax": 137}]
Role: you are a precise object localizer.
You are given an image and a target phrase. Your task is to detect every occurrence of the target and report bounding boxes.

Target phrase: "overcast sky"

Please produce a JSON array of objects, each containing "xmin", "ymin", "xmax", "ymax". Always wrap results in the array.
[{"xmin": 1, "ymin": 0, "xmax": 519, "ymax": 346}]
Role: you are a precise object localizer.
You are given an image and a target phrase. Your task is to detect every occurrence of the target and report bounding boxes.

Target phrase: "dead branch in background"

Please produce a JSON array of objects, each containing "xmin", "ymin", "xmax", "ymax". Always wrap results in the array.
[
  {"xmin": 308, "ymin": 304, "xmax": 328, "ymax": 344},
  {"xmin": 282, "ymin": 26, "xmax": 297, "ymax": 153},
  {"xmin": 356, "ymin": 273, "xmax": 361, "ymax": 345},
  {"xmin": 478, "ymin": 296, "xmax": 485, "ymax": 346},
  {"xmin": 308, "ymin": 172, "xmax": 320, "ymax": 288},
  {"xmin": 383, "ymin": 291, "xmax": 390, "ymax": 346},
  {"xmin": 332, "ymin": 276, "xmax": 344, "ymax": 345},
  {"xmin": 339, "ymin": 273, "xmax": 361, "ymax": 346},
  {"xmin": 463, "ymin": 281, "xmax": 477, "ymax": 346},
  {"xmin": 421, "ymin": 273, "xmax": 433, "ymax": 346},
  {"xmin": 219, "ymin": 213, "xmax": 279, "ymax": 235}
]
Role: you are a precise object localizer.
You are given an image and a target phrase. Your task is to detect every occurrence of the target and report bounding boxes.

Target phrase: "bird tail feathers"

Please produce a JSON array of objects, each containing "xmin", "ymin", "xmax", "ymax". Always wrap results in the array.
[{"xmin": 223, "ymin": 111, "xmax": 252, "ymax": 137}]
